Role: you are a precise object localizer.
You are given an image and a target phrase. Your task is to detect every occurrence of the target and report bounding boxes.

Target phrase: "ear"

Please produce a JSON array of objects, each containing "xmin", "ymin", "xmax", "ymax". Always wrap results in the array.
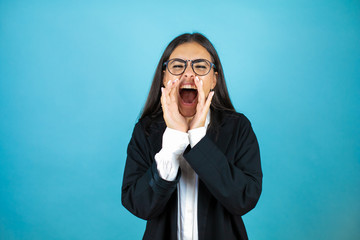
[{"xmin": 211, "ymin": 72, "xmax": 218, "ymax": 89}]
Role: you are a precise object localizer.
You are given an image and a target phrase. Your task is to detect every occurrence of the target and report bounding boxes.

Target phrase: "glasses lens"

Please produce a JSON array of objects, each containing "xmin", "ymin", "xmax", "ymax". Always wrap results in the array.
[
  {"xmin": 168, "ymin": 59, "xmax": 186, "ymax": 75},
  {"xmin": 192, "ymin": 59, "xmax": 211, "ymax": 76}
]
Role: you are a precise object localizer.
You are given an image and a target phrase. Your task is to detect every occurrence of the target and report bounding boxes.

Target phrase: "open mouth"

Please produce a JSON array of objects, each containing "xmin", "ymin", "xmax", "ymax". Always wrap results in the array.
[{"xmin": 179, "ymin": 85, "xmax": 198, "ymax": 104}]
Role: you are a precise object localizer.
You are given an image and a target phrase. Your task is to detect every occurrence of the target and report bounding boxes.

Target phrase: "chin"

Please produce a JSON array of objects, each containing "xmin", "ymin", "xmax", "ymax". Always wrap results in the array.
[{"xmin": 179, "ymin": 107, "xmax": 196, "ymax": 118}]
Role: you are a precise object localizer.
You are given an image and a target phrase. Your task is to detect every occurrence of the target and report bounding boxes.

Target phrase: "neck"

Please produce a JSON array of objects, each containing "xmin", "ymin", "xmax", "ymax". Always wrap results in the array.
[{"xmin": 185, "ymin": 116, "xmax": 194, "ymax": 125}]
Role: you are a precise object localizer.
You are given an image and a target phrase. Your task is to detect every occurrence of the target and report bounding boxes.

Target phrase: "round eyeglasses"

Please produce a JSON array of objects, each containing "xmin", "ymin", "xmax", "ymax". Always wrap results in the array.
[{"xmin": 163, "ymin": 58, "xmax": 216, "ymax": 76}]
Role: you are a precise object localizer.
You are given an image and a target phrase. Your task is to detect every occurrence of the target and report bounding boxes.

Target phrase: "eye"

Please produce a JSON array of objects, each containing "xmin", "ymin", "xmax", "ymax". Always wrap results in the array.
[
  {"xmin": 194, "ymin": 65, "xmax": 207, "ymax": 69},
  {"xmin": 169, "ymin": 60, "xmax": 186, "ymax": 70},
  {"xmin": 193, "ymin": 61, "xmax": 209, "ymax": 70},
  {"xmin": 172, "ymin": 64, "xmax": 185, "ymax": 69}
]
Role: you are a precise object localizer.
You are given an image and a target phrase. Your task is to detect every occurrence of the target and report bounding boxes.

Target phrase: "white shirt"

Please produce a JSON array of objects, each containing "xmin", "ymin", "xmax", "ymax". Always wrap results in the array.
[{"xmin": 155, "ymin": 112, "xmax": 210, "ymax": 240}]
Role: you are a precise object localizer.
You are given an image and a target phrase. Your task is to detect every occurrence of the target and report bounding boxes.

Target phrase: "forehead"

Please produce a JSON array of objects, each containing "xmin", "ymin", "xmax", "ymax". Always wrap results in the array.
[{"xmin": 169, "ymin": 42, "xmax": 212, "ymax": 61}]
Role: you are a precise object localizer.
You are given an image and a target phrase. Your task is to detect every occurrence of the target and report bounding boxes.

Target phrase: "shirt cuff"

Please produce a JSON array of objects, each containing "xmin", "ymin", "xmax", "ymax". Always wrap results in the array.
[
  {"xmin": 188, "ymin": 127, "xmax": 206, "ymax": 148},
  {"xmin": 162, "ymin": 127, "xmax": 189, "ymax": 153},
  {"xmin": 155, "ymin": 127, "xmax": 189, "ymax": 181}
]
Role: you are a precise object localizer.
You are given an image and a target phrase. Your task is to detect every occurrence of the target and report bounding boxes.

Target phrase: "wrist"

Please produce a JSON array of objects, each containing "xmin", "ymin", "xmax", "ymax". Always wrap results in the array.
[
  {"xmin": 171, "ymin": 126, "xmax": 188, "ymax": 133},
  {"xmin": 189, "ymin": 121, "xmax": 205, "ymax": 130}
]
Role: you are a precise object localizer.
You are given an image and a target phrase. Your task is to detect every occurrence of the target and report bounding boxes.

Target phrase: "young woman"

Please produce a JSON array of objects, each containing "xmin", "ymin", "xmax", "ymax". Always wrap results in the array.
[{"xmin": 122, "ymin": 33, "xmax": 262, "ymax": 240}]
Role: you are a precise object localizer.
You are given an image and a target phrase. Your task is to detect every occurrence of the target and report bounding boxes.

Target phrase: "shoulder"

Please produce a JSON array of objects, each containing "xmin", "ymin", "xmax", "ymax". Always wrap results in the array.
[
  {"xmin": 222, "ymin": 110, "xmax": 250, "ymax": 121},
  {"xmin": 210, "ymin": 109, "xmax": 256, "ymax": 141},
  {"xmin": 216, "ymin": 110, "xmax": 252, "ymax": 129},
  {"xmin": 135, "ymin": 113, "xmax": 166, "ymax": 137}
]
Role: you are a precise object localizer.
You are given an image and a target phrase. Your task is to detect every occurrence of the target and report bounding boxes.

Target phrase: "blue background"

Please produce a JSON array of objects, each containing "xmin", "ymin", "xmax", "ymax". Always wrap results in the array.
[{"xmin": 1, "ymin": 0, "xmax": 359, "ymax": 239}]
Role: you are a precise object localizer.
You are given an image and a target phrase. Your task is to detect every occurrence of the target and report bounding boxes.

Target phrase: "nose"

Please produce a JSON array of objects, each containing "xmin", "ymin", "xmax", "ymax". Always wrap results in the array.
[{"xmin": 183, "ymin": 60, "xmax": 196, "ymax": 79}]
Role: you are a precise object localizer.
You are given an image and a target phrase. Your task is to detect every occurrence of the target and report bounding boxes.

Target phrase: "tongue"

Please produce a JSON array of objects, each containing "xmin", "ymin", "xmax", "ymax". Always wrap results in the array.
[{"xmin": 180, "ymin": 89, "xmax": 197, "ymax": 103}]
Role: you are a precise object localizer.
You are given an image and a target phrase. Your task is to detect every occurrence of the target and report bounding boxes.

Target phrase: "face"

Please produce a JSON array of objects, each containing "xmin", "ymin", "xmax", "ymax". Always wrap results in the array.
[{"xmin": 163, "ymin": 42, "xmax": 217, "ymax": 118}]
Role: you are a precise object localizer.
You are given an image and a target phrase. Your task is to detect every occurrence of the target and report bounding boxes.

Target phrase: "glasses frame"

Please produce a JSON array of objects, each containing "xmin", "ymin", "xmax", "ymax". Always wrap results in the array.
[{"xmin": 163, "ymin": 58, "xmax": 216, "ymax": 76}]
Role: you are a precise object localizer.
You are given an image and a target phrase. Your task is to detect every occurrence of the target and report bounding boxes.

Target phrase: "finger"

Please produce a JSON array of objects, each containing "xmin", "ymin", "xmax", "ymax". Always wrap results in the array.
[
  {"xmin": 165, "ymin": 79, "xmax": 172, "ymax": 89},
  {"xmin": 163, "ymin": 80, "xmax": 174, "ymax": 102},
  {"xmin": 169, "ymin": 79, "xmax": 179, "ymax": 102},
  {"xmin": 195, "ymin": 76, "xmax": 205, "ymax": 105},
  {"xmin": 161, "ymin": 87, "xmax": 167, "ymax": 106},
  {"xmin": 204, "ymin": 91, "xmax": 214, "ymax": 111}
]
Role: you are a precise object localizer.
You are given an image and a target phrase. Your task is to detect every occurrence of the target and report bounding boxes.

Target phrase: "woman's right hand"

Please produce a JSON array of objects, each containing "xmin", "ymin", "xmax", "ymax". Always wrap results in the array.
[{"xmin": 161, "ymin": 79, "xmax": 188, "ymax": 132}]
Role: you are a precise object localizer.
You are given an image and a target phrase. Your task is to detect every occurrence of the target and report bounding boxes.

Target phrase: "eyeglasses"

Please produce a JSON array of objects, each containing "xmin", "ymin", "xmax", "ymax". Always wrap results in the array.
[{"xmin": 163, "ymin": 58, "xmax": 216, "ymax": 76}]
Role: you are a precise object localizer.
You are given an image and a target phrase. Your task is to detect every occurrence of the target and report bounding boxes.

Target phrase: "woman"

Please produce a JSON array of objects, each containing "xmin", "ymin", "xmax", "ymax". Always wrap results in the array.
[{"xmin": 122, "ymin": 33, "xmax": 262, "ymax": 240}]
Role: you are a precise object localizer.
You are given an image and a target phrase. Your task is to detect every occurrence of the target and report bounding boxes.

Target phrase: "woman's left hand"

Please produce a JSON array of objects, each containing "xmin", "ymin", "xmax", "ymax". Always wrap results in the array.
[{"xmin": 189, "ymin": 76, "xmax": 214, "ymax": 130}]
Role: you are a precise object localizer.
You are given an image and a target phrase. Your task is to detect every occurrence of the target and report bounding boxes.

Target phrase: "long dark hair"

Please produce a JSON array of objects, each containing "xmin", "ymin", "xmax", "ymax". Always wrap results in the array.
[{"xmin": 141, "ymin": 33, "xmax": 235, "ymax": 121}]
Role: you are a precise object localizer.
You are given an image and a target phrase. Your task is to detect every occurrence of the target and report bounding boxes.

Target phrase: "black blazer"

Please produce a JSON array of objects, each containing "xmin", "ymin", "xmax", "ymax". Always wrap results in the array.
[{"xmin": 122, "ymin": 109, "xmax": 262, "ymax": 240}]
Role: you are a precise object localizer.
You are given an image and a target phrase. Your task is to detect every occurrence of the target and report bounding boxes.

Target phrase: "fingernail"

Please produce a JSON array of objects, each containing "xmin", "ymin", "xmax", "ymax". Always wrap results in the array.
[
  {"xmin": 167, "ymin": 80, "xmax": 171, "ymax": 85},
  {"xmin": 161, "ymin": 87, "xmax": 164, "ymax": 92},
  {"xmin": 196, "ymin": 76, "xmax": 199, "ymax": 81},
  {"xmin": 200, "ymin": 80, "xmax": 203, "ymax": 85}
]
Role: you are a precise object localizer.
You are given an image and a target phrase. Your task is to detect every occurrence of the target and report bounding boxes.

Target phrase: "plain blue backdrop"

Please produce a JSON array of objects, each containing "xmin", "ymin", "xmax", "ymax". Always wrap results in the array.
[{"xmin": 1, "ymin": 0, "xmax": 359, "ymax": 239}]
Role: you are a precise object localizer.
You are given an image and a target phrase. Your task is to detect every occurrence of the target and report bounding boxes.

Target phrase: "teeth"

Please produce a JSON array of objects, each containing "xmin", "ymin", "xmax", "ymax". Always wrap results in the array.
[{"xmin": 180, "ymin": 84, "xmax": 197, "ymax": 90}]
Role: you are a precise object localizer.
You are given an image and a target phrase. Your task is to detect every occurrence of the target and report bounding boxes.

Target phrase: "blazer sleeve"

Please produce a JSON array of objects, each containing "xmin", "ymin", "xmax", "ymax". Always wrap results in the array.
[
  {"xmin": 183, "ymin": 115, "xmax": 262, "ymax": 216},
  {"xmin": 121, "ymin": 121, "xmax": 180, "ymax": 220}
]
